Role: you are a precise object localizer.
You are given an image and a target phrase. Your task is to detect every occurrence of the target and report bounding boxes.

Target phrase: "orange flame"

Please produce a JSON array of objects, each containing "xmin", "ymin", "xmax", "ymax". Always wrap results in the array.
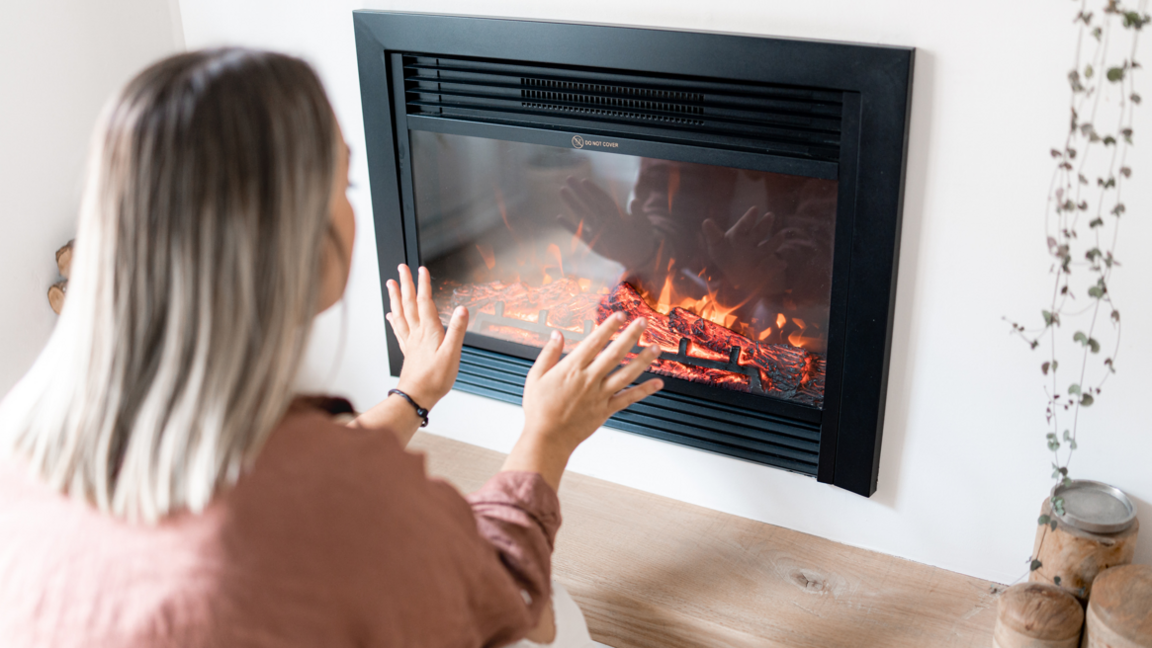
[
  {"xmin": 570, "ymin": 219, "xmax": 584, "ymax": 253},
  {"xmin": 476, "ymin": 243, "xmax": 496, "ymax": 270},
  {"xmin": 776, "ymin": 313, "xmax": 786, "ymax": 329},
  {"xmin": 494, "ymin": 185, "xmax": 514, "ymax": 235},
  {"xmin": 546, "ymin": 243, "xmax": 565, "ymax": 277}
]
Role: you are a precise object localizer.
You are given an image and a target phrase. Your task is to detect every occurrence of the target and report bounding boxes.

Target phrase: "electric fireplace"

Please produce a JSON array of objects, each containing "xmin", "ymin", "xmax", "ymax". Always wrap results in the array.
[{"xmin": 354, "ymin": 12, "xmax": 913, "ymax": 496}]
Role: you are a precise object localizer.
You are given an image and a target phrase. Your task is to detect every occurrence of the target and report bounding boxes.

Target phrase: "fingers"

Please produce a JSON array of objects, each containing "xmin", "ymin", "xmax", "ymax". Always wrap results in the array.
[
  {"xmin": 441, "ymin": 306, "xmax": 469, "ymax": 358},
  {"xmin": 588, "ymin": 317, "xmax": 650, "ymax": 378},
  {"xmin": 603, "ymin": 344, "xmax": 662, "ymax": 393},
  {"xmin": 565, "ymin": 312, "xmax": 627, "ymax": 368},
  {"xmin": 578, "ymin": 179, "xmax": 621, "ymax": 217},
  {"xmin": 416, "ymin": 266, "xmax": 441, "ymax": 331},
  {"xmin": 385, "ymin": 279, "xmax": 410, "ymax": 340},
  {"xmin": 751, "ymin": 211, "xmax": 777, "ymax": 243},
  {"xmin": 701, "ymin": 218, "xmax": 724, "ymax": 249},
  {"xmin": 398, "ymin": 264, "xmax": 419, "ymax": 332},
  {"xmin": 607, "ymin": 378, "xmax": 665, "ymax": 414},
  {"xmin": 527, "ymin": 330, "xmax": 566, "ymax": 385},
  {"xmin": 728, "ymin": 206, "xmax": 759, "ymax": 237}
]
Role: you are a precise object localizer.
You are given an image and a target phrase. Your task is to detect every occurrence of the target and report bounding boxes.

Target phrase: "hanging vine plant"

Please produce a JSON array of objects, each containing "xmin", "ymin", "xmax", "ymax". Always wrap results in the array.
[{"xmin": 1006, "ymin": 0, "xmax": 1148, "ymax": 576}]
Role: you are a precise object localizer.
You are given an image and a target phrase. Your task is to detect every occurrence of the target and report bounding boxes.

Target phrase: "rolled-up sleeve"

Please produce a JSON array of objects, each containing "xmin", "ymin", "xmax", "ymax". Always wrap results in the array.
[{"xmin": 466, "ymin": 471, "xmax": 561, "ymax": 626}]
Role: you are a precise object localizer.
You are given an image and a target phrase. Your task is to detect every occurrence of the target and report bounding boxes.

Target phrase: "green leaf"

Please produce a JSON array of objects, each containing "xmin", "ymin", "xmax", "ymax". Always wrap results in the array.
[
  {"xmin": 1088, "ymin": 338, "xmax": 1100, "ymax": 353},
  {"xmin": 1088, "ymin": 285, "xmax": 1103, "ymax": 298},
  {"xmin": 1085, "ymin": 64, "xmax": 1094, "ymax": 79},
  {"xmin": 1132, "ymin": 93, "xmax": 1142, "ymax": 104},
  {"xmin": 1038, "ymin": 514, "xmax": 1051, "ymax": 526},
  {"xmin": 1081, "ymin": 393, "xmax": 1095, "ymax": 406},
  {"xmin": 1053, "ymin": 496, "xmax": 1066, "ymax": 516},
  {"xmin": 1068, "ymin": 384, "xmax": 1081, "ymax": 395},
  {"xmin": 1042, "ymin": 361, "xmax": 1051, "ymax": 375},
  {"xmin": 1063, "ymin": 430, "xmax": 1071, "ymax": 442},
  {"xmin": 1042, "ymin": 310, "xmax": 1055, "ymax": 326},
  {"xmin": 1070, "ymin": 439, "xmax": 1078, "ymax": 450},
  {"xmin": 1030, "ymin": 559, "xmax": 1043, "ymax": 572},
  {"xmin": 1103, "ymin": 135, "xmax": 1117, "ymax": 146},
  {"xmin": 1073, "ymin": 331, "xmax": 1088, "ymax": 344},
  {"xmin": 1108, "ymin": 67, "xmax": 1126, "ymax": 82},
  {"xmin": 1089, "ymin": 217, "xmax": 1105, "ymax": 228}
]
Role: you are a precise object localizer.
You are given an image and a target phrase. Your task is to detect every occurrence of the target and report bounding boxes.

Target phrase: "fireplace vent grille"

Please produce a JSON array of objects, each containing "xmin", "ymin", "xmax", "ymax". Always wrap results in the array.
[
  {"xmin": 453, "ymin": 347, "xmax": 821, "ymax": 476},
  {"xmin": 521, "ymin": 78, "xmax": 705, "ymax": 126},
  {"xmin": 403, "ymin": 55, "xmax": 843, "ymax": 162}
]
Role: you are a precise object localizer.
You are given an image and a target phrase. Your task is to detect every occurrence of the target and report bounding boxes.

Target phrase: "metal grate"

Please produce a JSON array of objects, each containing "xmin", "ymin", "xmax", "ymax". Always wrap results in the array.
[
  {"xmin": 454, "ymin": 347, "xmax": 820, "ymax": 476},
  {"xmin": 402, "ymin": 55, "xmax": 843, "ymax": 162}
]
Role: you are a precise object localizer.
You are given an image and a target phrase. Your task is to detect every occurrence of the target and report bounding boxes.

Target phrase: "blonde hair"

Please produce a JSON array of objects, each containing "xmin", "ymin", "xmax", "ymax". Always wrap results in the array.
[{"xmin": 0, "ymin": 48, "xmax": 340, "ymax": 522}]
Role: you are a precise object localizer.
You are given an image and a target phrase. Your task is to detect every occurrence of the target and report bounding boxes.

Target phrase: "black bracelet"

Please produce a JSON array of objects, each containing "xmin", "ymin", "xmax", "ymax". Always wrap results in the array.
[{"xmin": 388, "ymin": 388, "xmax": 429, "ymax": 427}]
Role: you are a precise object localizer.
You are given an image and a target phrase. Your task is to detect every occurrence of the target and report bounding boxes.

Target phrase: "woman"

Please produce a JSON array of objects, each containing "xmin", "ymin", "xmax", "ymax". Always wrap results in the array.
[{"xmin": 0, "ymin": 48, "xmax": 663, "ymax": 647}]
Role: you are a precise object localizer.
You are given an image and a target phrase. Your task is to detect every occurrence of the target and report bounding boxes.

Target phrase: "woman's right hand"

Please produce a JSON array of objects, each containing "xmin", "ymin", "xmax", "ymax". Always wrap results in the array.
[
  {"xmin": 503, "ymin": 314, "xmax": 664, "ymax": 490},
  {"xmin": 385, "ymin": 264, "xmax": 468, "ymax": 410}
]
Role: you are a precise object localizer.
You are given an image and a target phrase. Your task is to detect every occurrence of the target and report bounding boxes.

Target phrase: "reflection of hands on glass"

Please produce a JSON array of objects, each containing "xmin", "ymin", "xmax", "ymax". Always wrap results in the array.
[
  {"xmin": 557, "ymin": 177, "xmax": 658, "ymax": 268},
  {"xmin": 701, "ymin": 206, "xmax": 789, "ymax": 295},
  {"xmin": 772, "ymin": 209, "xmax": 836, "ymax": 301}
]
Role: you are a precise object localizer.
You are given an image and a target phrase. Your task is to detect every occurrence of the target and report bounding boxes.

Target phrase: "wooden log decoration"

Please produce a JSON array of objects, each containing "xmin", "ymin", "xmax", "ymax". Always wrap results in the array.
[
  {"xmin": 47, "ymin": 280, "xmax": 67, "ymax": 315},
  {"xmin": 1082, "ymin": 564, "xmax": 1152, "ymax": 648},
  {"xmin": 1030, "ymin": 498, "xmax": 1139, "ymax": 601},
  {"xmin": 48, "ymin": 240, "xmax": 74, "ymax": 314},
  {"xmin": 993, "ymin": 582, "xmax": 1084, "ymax": 648},
  {"xmin": 56, "ymin": 239, "xmax": 74, "ymax": 279}
]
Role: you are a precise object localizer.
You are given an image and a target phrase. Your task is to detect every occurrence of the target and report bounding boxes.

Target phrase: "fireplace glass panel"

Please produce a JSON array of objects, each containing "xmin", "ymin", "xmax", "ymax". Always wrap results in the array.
[{"xmin": 411, "ymin": 130, "xmax": 836, "ymax": 407}]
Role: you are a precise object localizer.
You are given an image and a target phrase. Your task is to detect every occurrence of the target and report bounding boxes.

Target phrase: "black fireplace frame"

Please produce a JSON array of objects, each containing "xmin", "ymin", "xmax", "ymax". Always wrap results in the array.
[{"xmin": 353, "ymin": 11, "xmax": 913, "ymax": 496}]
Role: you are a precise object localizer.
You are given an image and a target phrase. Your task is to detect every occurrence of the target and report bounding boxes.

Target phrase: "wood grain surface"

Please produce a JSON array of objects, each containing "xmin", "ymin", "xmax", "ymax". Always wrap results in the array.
[{"xmin": 409, "ymin": 431, "xmax": 1003, "ymax": 648}]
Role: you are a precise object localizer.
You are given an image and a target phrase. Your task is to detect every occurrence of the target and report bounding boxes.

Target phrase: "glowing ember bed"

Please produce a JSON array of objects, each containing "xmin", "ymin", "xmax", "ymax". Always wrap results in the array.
[{"xmin": 355, "ymin": 11, "xmax": 913, "ymax": 495}]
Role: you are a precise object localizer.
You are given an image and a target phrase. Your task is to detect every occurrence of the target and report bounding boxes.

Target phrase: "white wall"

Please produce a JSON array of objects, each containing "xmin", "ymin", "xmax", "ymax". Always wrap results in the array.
[
  {"xmin": 156, "ymin": 0, "xmax": 1152, "ymax": 583},
  {"xmin": 0, "ymin": 1, "xmax": 183, "ymax": 395}
]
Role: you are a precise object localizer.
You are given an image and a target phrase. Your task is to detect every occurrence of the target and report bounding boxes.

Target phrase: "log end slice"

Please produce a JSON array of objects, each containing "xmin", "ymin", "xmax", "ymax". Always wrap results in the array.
[
  {"xmin": 48, "ymin": 280, "xmax": 67, "ymax": 315},
  {"xmin": 56, "ymin": 239, "xmax": 74, "ymax": 279}
]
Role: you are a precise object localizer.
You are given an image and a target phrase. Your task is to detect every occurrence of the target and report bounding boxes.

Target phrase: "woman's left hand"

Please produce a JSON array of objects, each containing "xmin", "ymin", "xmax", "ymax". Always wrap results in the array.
[{"xmin": 385, "ymin": 264, "xmax": 468, "ymax": 410}]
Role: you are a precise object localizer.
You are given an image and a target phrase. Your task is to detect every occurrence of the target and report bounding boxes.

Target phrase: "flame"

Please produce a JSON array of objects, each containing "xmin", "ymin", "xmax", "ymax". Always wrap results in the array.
[
  {"xmin": 476, "ymin": 243, "xmax": 496, "ymax": 270},
  {"xmin": 776, "ymin": 313, "xmax": 786, "ymax": 329},
  {"xmin": 570, "ymin": 219, "xmax": 584, "ymax": 253},
  {"xmin": 792, "ymin": 317, "xmax": 807, "ymax": 329},
  {"xmin": 758, "ymin": 327, "xmax": 773, "ymax": 341},
  {"xmin": 546, "ymin": 243, "xmax": 565, "ymax": 277},
  {"xmin": 494, "ymin": 185, "xmax": 514, "ymax": 235},
  {"xmin": 788, "ymin": 330, "xmax": 803, "ymax": 347}
]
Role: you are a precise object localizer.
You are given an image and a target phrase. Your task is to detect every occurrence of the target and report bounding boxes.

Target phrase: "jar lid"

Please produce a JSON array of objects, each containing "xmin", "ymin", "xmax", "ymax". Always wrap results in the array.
[{"xmin": 1051, "ymin": 480, "xmax": 1136, "ymax": 534}]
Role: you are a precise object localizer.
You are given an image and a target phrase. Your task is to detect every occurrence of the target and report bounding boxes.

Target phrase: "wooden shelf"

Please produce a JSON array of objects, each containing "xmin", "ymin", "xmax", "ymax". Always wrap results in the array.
[{"xmin": 410, "ymin": 432, "xmax": 1002, "ymax": 648}]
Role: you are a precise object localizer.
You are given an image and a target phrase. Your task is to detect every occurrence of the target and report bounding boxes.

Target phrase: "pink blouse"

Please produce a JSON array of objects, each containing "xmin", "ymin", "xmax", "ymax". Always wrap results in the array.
[{"xmin": 0, "ymin": 400, "xmax": 561, "ymax": 647}]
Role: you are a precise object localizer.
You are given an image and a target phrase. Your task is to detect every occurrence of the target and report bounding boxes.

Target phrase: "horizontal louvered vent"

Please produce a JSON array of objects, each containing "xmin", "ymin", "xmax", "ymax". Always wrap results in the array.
[
  {"xmin": 522, "ymin": 78, "xmax": 705, "ymax": 126},
  {"xmin": 402, "ymin": 55, "xmax": 843, "ymax": 162},
  {"xmin": 454, "ymin": 347, "xmax": 820, "ymax": 476}
]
